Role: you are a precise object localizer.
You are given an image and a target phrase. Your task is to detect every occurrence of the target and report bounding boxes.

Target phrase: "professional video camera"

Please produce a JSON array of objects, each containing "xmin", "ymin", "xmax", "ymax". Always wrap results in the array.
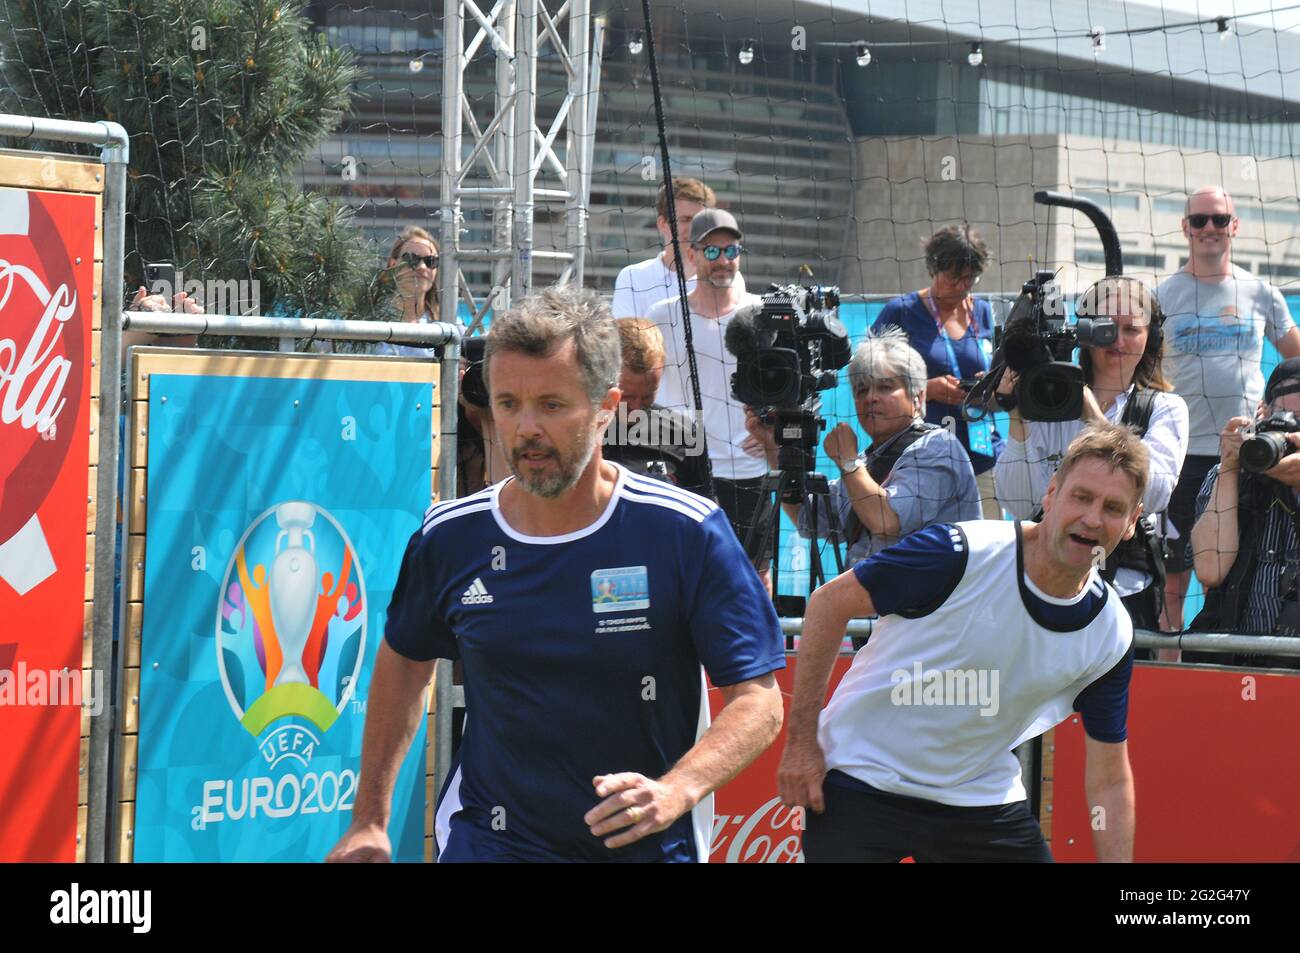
[
  {"xmin": 965, "ymin": 190, "xmax": 1125, "ymax": 424},
  {"xmin": 995, "ymin": 270, "xmax": 1117, "ymax": 421},
  {"xmin": 1241, "ymin": 411, "xmax": 1300, "ymax": 473},
  {"xmin": 460, "ymin": 336, "xmax": 489, "ymax": 408},
  {"xmin": 724, "ymin": 283, "xmax": 852, "ymax": 500}
]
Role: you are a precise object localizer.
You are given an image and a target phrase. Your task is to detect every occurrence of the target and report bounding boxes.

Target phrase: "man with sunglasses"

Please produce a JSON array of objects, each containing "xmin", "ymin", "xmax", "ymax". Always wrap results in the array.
[
  {"xmin": 644, "ymin": 209, "xmax": 775, "ymax": 585},
  {"xmin": 1157, "ymin": 186, "xmax": 1300, "ymax": 631}
]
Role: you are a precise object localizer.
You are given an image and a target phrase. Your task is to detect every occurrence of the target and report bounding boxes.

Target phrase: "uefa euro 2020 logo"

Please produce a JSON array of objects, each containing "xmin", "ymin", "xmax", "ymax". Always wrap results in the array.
[{"xmin": 215, "ymin": 502, "xmax": 366, "ymax": 768}]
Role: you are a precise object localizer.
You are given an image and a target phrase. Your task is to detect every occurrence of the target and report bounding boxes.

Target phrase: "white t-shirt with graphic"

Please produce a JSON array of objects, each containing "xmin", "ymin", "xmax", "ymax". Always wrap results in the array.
[{"xmin": 1158, "ymin": 266, "xmax": 1295, "ymax": 455}]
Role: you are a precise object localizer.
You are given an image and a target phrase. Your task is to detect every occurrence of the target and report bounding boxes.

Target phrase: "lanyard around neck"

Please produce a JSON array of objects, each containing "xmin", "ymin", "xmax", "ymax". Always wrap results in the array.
[{"xmin": 922, "ymin": 291, "xmax": 987, "ymax": 377}]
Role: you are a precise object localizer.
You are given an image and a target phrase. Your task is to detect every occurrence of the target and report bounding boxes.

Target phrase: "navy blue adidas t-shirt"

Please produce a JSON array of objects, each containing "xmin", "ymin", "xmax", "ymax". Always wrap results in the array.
[
  {"xmin": 853, "ymin": 523, "xmax": 1133, "ymax": 744},
  {"xmin": 385, "ymin": 465, "xmax": 785, "ymax": 862}
]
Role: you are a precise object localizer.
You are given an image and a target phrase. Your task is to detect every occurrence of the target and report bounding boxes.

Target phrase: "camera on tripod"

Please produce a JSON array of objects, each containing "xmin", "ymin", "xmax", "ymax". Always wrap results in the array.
[
  {"xmin": 995, "ymin": 270, "xmax": 1117, "ymax": 422},
  {"xmin": 726, "ymin": 284, "xmax": 852, "ymax": 409},
  {"xmin": 1241, "ymin": 411, "xmax": 1300, "ymax": 473},
  {"xmin": 725, "ymin": 284, "xmax": 852, "ymax": 503}
]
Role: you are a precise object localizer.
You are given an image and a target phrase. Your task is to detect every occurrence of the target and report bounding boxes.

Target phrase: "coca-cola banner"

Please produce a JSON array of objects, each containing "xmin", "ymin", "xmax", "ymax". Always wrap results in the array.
[
  {"xmin": 0, "ymin": 185, "xmax": 96, "ymax": 861},
  {"xmin": 708, "ymin": 655, "xmax": 852, "ymax": 863}
]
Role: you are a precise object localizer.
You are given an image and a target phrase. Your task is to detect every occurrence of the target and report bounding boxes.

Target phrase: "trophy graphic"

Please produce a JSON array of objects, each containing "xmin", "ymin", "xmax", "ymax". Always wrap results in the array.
[{"xmin": 267, "ymin": 502, "xmax": 318, "ymax": 687}]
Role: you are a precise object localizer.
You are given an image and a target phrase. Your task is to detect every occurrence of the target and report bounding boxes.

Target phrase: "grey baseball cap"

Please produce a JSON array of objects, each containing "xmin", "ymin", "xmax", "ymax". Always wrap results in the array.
[{"xmin": 688, "ymin": 208, "xmax": 743, "ymax": 244}]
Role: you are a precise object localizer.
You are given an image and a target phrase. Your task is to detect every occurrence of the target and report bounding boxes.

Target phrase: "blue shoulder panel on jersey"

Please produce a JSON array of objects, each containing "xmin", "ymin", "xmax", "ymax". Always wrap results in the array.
[
  {"xmin": 1073, "ymin": 642, "xmax": 1134, "ymax": 744},
  {"xmin": 851, "ymin": 523, "xmax": 968, "ymax": 618}
]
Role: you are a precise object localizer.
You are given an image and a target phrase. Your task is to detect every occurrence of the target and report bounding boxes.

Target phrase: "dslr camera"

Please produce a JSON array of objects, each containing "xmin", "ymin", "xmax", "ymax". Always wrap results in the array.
[
  {"xmin": 1241, "ymin": 410, "xmax": 1300, "ymax": 473},
  {"xmin": 995, "ymin": 270, "xmax": 1117, "ymax": 422}
]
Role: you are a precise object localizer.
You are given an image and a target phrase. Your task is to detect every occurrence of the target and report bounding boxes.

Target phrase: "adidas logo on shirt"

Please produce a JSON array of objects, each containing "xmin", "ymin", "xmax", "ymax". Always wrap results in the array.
[{"xmin": 461, "ymin": 577, "xmax": 494, "ymax": 605}]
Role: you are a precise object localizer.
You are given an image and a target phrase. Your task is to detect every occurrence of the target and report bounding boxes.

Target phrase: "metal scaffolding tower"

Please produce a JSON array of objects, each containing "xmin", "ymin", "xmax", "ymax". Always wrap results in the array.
[{"xmin": 440, "ymin": 0, "xmax": 604, "ymax": 333}]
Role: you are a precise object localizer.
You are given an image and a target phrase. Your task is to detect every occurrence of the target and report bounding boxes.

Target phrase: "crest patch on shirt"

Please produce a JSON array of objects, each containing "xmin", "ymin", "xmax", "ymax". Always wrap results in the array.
[{"xmin": 591, "ymin": 566, "xmax": 650, "ymax": 613}]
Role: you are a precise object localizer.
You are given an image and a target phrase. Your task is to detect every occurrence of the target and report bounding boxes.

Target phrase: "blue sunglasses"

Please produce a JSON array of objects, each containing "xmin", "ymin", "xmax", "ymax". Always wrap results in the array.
[{"xmin": 700, "ymin": 243, "xmax": 743, "ymax": 261}]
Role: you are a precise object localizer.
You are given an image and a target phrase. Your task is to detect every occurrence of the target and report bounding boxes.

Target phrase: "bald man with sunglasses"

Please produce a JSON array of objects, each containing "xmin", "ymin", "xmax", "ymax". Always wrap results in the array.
[
  {"xmin": 1158, "ymin": 185, "xmax": 1300, "ymax": 630},
  {"xmin": 645, "ymin": 209, "xmax": 776, "ymax": 586}
]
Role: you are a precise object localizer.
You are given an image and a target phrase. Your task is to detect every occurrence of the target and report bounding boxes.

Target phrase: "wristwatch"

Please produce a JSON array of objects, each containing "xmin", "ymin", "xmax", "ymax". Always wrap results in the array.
[{"xmin": 839, "ymin": 456, "xmax": 864, "ymax": 474}]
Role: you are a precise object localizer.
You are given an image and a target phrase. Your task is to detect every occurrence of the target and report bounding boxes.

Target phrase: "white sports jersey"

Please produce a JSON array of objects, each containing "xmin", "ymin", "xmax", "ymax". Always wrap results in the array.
[{"xmin": 820, "ymin": 519, "xmax": 1133, "ymax": 807}]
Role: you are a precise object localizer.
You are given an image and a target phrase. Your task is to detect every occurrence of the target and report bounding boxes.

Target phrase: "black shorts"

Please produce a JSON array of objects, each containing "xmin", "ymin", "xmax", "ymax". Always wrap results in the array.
[
  {"xmin": 713, "ymin": 475, "xmax": 776, "ymax": 566},
  {"xmin": 1165, "ymin": 454, "xmax": 1218, "ymax": 573},
  {"xmin": 802, "ymin": 771, "xmax": 1053, "ymax": 863}
]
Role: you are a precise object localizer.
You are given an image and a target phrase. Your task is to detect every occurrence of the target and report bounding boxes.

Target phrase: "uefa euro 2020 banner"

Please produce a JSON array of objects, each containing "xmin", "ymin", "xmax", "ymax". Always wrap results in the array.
[
  {"xmin": 134, "ymin": 357, "xmax": 432, "ymax": 861},
  {"xmin": 0, "ymin": 185, "xmax": 95, "ymax": 862}
]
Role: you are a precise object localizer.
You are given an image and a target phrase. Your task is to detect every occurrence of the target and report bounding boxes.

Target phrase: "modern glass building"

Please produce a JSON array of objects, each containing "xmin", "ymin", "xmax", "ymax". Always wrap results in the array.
[{"xmin": 302, "ymin": 1, "xmax": 1300, "ymax": 296}]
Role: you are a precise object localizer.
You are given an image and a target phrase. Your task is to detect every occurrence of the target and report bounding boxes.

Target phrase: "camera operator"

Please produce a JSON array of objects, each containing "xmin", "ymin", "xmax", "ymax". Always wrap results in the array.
[
  {"xmin": 1188, "ymin": 358, "xmax": 1300, "ymax": 666},
  {"xmin": 601, "ymin": 318, "xmax": 709, "ymax": 496},
  {"xmin": 995, "ymin": 277, "xmax": 1188, "ymax": 634},
  {"xmin": 645, "ymin": 209, "xmax": 775, "ymax": 581},
  {"xmin": 746, "ymin": 326, "xmax": 980, "ymax": 564}
]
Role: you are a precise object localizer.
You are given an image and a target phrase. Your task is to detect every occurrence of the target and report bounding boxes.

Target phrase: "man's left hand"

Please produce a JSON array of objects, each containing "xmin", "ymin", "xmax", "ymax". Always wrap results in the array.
[
  {"xmin": 1263, "ymin": 432, "xmax": 1300, "ymax": 488},
  {"xmin": 585, "ymin": 772, "xmax": 691, "ymax": 849}
]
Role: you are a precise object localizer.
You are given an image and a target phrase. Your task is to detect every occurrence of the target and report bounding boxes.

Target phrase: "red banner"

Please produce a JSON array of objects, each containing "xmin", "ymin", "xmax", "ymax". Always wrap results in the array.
[
  {"xmin": 1050, "ymin": 663, "xmax": 1300, "ymax": 862},
  {"xmin": 711, "ymin": 655, "xmax": 1300, "ymax": 862},
  {"xmin": 0, "ymin": 185, "xmax": 95, "ymax": 861}
]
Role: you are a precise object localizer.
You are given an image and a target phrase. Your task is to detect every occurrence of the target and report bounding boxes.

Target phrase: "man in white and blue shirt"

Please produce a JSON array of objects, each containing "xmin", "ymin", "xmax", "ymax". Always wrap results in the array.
[
  {"xmin": 779, "ymin": 423, "xmax": 1145, "ymax": 862},
  {"xmin": 327, "ymin": 285, "xmax": 784, "ymax": 863}
]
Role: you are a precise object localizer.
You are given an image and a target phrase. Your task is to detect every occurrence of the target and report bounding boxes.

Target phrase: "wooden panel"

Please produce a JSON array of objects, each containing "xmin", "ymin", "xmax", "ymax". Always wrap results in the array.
[
  {"xmin": 80, "ymin": 668, "xmax": 91, "ymax": 739},
  {"xmin": 129, "ymin": 468, "xmax": 146, "ymax": 533},
  {"xmin": 132, "ymin": 401, "xmax": 148, "ymax": 467},
  {"xmin": 87, "ymin": 396, "xmax": 99, "ymax": 466},
  {"xmin": 116, "ymin": 734, "xmax": 138, "ymax": 804},
  {"xmin": 125, "ymin": 602, "xmax": 142, "ymax": 668},
  {"xmin": 0, "ymin": 152, "xmax": 105, "ymax": 194},
  {"xmin": 90, "ymin": 330, "xmax": 101, "ymax": 396},
  {"xmin": 425, "ymin": 836, "xmax": 434, "ymax": 863},
  {"xmin": 125, "ymin": 534, "xmax": 145, "ymax": 603},
  {"xmin": 78, "ymin": 739, "xmax": 89, "ymax": 806},
  {"xmin": 82, "ymin": 601, "xmax": 93, "ymax": 670},
  {"xmin": 92, "ymin": 262, "xmax": 102, "ymax": 330},
  {"xmin": 117, "ymin": 801, "xmax": 135, "ymax": 863},
  {"xmin": 135, "ymin": 349, "xmax": 438, "ymax": 399},
  {"xmin": 85, "ymin": 465, "xmax": 97, "ymax": 534},
  {"xmin": 121, "ymin": 666, "xmax": 139, "ymax": 734},
  {"xmin": 83, "ymin": 534, "xmax": 94, "ymax": 601},
  {"xmin": 77, "ymin": 806, "xmax": 87, "ymax": 864}
]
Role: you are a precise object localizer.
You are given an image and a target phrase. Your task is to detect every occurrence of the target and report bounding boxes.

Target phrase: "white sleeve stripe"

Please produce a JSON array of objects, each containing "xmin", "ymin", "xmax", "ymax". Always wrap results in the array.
[
  {"xmin": 422, "ymin": 488, "xmax": 494, "ymax": 525},
  {"xmin": 621, "ymin": 489, "xmax": 710, "ymax": 523},
  {"xmin": 622, "ymin": 474, "xmax": 717, "ymax": 516},
  {"xmin": 423, "ymin": 501, "xmax": 495, "ymax": 535}
]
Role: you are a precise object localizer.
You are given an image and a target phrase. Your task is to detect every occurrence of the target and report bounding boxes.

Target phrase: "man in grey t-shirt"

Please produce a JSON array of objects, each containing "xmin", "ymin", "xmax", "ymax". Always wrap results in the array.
[{"xmin": 1157, "ymin": 185, "xmax": 1300, "ymax": 629}]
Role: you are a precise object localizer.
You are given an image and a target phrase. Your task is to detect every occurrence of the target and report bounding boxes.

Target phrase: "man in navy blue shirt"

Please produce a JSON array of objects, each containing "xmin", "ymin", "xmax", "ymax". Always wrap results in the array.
[{"xmin": 327, "ymin": 285, "xmax": 785, "ymax": 863}]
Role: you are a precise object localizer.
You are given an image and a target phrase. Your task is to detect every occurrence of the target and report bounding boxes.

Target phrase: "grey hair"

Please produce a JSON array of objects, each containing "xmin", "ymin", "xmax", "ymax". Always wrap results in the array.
[
  {"xmin": 483, "ymin": 284, "xmax": 622, "ymax": 405},
  {"xmin": 848, "ymin": 324, "xmax": 927, "ymax": 400}
]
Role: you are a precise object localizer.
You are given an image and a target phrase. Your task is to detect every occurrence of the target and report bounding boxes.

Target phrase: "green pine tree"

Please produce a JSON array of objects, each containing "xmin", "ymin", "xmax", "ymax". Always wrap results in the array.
[{"xmin": 0, "ymin": 0, "xmax": 390, "ymax": 339}]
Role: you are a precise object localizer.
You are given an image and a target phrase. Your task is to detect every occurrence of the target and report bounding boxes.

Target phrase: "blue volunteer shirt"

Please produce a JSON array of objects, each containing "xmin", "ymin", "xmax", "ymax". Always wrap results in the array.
[
  {"xmin": 852, "ymin": 524, "xmax": 1132, "ymax": 744},
  {"xmin": 386, "ymin": 464, "xmax": 785, "ymax": 862}
]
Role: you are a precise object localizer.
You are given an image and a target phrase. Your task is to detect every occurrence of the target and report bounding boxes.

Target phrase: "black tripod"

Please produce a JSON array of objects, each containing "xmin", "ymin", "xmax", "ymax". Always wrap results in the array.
[{"xmin": 742, "ymin": 410, "xmax": 845, "ymax": 641}]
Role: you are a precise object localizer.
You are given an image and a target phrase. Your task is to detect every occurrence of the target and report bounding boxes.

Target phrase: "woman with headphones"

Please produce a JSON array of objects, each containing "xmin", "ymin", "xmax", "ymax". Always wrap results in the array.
[{"xmin": 994, "ymin": 276, "xmax": 1189, "ymax": 632}]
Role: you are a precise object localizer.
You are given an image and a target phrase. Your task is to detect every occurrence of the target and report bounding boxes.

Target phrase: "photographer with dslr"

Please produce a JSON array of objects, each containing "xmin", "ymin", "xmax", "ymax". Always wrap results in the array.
[
  {"xmin": 995, "ymin": 277, "xmax": 1188, "ymax": 633},
  {"xmin": 872, "ymin": 225, "xmax": 1003, "ymax": 518},
  {"xmin": 747, "ymin": 326, "xmax": 980, "ymax": 564},
  {"xmin": 1189, "ymin": 358, "xmax": 1300, "ymax": 665}
]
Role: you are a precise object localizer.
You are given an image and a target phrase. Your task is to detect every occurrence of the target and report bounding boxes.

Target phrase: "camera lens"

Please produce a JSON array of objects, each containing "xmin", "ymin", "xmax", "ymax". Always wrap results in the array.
[{"xmin": 1241, "ymin": 432, "xmax": 1289, "ymax": 473}]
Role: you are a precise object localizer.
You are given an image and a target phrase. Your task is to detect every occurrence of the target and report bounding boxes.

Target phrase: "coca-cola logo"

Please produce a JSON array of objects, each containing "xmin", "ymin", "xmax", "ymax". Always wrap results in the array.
[
  {"xmin": 0, "ymin": 189, "xmax": 86, "ymax": 584},
  {"xmin": 710, "ymin": 796, "xmax": 805, "ymax": 863}
]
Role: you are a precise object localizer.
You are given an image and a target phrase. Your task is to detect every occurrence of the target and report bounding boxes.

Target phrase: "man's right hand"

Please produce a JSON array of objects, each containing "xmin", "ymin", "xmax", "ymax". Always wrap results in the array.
[
  {"xmin": 325, "ymin": 821, "xmax": 392, "ymax": 863},
  {"xmin": 777, "ymin": 736, "xmax": 828, "ymax": 814},
  {"xmin": 1219, "ymin": 415, "xmax": 1253, "ymax": 472},
  {"xmin": 743, "ymin": 407, "xmax": 778, "ymax": 461}
]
